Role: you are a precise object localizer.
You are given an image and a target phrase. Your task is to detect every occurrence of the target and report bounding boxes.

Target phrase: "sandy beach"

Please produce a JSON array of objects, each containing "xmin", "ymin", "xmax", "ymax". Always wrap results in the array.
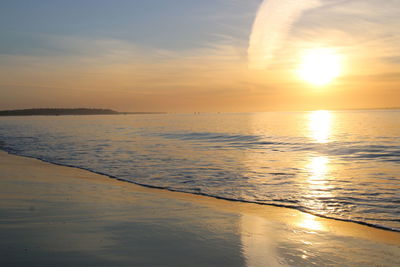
[{"xmin": 0, "ymin": 150, "xmax": 399, "ymax": 266}]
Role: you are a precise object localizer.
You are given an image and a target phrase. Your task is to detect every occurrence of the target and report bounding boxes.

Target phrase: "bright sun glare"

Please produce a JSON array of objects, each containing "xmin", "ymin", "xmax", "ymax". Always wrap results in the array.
[{"xmin": 298, "ymin": 48, "xmax": 342, "ymax": 86}]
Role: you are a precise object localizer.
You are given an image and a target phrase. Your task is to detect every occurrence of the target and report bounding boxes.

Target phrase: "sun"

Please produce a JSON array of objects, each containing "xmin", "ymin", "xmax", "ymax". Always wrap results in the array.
[{"xmin": 298, "ymin": 48, "xmax": 342, "ymax": 86}]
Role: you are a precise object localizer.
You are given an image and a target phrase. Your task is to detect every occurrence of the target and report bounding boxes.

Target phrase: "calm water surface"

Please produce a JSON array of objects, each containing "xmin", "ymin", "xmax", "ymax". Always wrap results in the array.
[{"xmin": 0, "ymin": 110, "xmax": 399, "ymax": 230}]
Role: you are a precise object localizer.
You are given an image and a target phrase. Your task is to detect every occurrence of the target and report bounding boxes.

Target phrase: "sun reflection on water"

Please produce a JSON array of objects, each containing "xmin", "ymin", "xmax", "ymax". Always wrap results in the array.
[
  {"xmin": 309, "ymin": 110, "xmax": 332, "ymax": 143},
  {"xmin": 304, "ymin": 155, "xmax": 333, "ymax": 215},
  {"xmin": 308, "ymin": 156, "xmax": 329, "ymax": 186},
  {"xmin": 305, "ymin": 111, "xmax": 335, "ymax": 216}
]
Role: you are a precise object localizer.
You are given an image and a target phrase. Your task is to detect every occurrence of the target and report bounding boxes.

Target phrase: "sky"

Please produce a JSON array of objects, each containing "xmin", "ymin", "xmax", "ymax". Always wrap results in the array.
[{"xmin": 0, "ymin": 0, "xmax": 399, "ymax": 112}]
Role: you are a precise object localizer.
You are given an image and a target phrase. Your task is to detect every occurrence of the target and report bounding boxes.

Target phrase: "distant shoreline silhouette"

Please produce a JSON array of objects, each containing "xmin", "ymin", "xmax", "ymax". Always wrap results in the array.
[{"xmin": 0, "ymin": 108, "xmax": 165, "ymax": 116}]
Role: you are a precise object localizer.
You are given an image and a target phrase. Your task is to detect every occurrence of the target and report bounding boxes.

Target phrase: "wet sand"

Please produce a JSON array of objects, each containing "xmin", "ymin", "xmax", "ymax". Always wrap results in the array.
[{"xmin": 0, "ymin": 150, "xmax": 399, "ymax": 266}]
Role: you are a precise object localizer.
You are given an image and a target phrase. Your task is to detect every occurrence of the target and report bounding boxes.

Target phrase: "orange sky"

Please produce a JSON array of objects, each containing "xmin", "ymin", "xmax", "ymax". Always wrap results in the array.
[{"xmin": 0, "ymin": 0, "xmax": 399, "ymax": 112}]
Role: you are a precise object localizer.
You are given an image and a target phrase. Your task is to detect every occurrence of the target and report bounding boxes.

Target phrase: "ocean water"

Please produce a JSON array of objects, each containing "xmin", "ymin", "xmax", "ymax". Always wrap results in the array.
[{"xmin": 0, "ymin": 110, "xmax": 399, "ymax": 231}]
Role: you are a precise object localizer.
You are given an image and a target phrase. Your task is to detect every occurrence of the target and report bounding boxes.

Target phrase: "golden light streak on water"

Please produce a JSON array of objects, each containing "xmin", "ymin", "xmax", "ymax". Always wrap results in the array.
[
  {"xmin": 309, "ymin": 110, "xmax": 332, "ymax": 143},
  {"xmin": 308, "ymin": 156, "xmax": 329, "ymax": 186}
]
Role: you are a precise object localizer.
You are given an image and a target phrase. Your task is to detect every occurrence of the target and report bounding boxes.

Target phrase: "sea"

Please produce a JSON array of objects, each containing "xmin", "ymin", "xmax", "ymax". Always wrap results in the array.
[{"xmin": 0, "ymin": 110, "xmax": 399, "ymax": 231}]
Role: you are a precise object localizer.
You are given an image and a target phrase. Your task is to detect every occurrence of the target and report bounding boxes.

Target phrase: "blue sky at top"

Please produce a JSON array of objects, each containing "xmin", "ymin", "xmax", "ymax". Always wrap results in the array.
[{"xmin": 0, "ymin": 0, "xmax": 259, "ymax": 55}]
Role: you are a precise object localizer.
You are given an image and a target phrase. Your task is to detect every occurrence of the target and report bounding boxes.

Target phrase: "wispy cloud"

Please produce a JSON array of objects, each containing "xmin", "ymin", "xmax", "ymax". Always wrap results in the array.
[{"xmin": 248, "ymin": 0, "xmax": 321, "ymax": 69}]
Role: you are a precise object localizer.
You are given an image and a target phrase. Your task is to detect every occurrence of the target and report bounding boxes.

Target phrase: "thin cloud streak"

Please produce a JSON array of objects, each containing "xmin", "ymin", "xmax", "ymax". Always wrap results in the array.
[{"xmin": 248, "ymin": 0, "xmax": 321, "ymax": 69}]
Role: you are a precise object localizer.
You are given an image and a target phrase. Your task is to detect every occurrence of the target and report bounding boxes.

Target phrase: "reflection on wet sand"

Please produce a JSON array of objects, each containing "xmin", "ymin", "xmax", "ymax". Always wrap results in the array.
[
  {"xmin": 296, "ymin": 213, "xmax": 325, "ymax": 232},
  {"xmin": 240, "ymin": 214, "xmax": 288, "ymax": 267}
]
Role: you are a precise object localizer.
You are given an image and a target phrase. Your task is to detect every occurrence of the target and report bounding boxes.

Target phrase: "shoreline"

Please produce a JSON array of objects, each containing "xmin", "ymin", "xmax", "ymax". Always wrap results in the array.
[
  {"xmin": 1, "ymin": 148, "xmax": 399, "ymax": 234},
  {"xmin": 1, "ymin": 150, "xmax": 399, "ymax": 266}
]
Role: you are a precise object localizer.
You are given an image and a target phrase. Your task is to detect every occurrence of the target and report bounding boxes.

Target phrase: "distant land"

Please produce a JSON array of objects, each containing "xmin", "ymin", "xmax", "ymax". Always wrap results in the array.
[{"xmin": 0, "ymin": 108, "xmax": 165, "ymax": 116}]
